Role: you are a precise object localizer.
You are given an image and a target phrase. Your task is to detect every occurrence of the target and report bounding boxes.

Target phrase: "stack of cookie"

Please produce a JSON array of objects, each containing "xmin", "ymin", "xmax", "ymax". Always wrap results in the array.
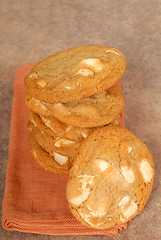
[
  {"xmin": 24, "ymin": 46, "xmax": 155, "ymax": 231},
  {"xmin": 24, "ymin": 45, "xmax": 127, "ymax": 174}
]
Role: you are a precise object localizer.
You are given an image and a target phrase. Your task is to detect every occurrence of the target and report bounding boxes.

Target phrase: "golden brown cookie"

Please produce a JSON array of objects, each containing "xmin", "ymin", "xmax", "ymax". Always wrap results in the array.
[
  {"xmin": 28, "ymin": 130, "xmax": 71, "ymax": 175},
  {"xmin": 30, "ymin": 111, "xmax": 93, "ymax": 142},
  {"xmin": 30, "ymin": 111, "xmax": 123, "ymax": 143},
  {"xmin": 25, "ymin": 85, "xmax": 124, "ymax": 128},
  {"xmin": 28, "ymin": 122, "xmax": 80, "ymax": 158},
  {"xmin": 66, "ymin": 126, "xmax": 154, "ymax": 229},
  {"xmin": 25, "ymin": 45, "xmax": 127, "ymax": 103}
]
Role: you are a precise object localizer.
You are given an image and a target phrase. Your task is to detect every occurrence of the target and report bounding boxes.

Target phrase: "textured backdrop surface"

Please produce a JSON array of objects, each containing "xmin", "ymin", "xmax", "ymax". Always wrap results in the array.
[{"xmin": 0, "ymin": 0, "xmax": 161, "ymax": 239}]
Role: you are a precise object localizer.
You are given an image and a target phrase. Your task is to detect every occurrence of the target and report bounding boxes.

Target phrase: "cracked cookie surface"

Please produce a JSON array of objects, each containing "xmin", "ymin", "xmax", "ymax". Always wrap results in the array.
[
  {"xmin": 25, "ymin": 85, "xmax": 124, "ymax": 128},
  {"xmin": 25, "ymin": 45, "xmax": 127, "ymax": 103},
  {"xmin": 66, "ymin": 126, "xmax": 154, "ymax": 229}
]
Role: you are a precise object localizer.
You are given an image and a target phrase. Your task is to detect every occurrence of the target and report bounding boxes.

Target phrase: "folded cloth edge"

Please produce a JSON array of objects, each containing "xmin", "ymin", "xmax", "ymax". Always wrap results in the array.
[{"xmin": 2, "ymin": 216, "xmax": 129, "ymax": 235}]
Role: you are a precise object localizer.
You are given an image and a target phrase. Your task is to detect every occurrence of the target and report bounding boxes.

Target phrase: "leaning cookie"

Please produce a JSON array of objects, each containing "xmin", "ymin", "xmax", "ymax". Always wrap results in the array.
[
  {"xmin": 25, "ymin": 85, "xmax": 124, "ymax": 128},
  {"xmin": 28, "ymin": 128, "xmax": 71, "ymax": 175},
  {"xmin": 25, "ymin": 45, "xmax": 127, "ymax": 103},
  {"xmin": 66, "ymin": 126, "xmax": 154, "ymax": 229}
]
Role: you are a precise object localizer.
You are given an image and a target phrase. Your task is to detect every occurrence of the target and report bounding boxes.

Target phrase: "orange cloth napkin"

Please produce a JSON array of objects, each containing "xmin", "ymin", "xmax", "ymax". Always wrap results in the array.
[{"xmin": 2, "ymin": 64, "xmax": 128, "ymax": 235}]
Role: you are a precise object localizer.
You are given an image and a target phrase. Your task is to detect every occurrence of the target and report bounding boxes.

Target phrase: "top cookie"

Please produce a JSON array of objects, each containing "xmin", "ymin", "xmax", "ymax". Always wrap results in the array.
[
  {"xmin": 25, "ymin": 85, "xmax": 124, "ymax": 128},
  {"xmin": 66, "ymin": 126, "xmax": 154, "ymax": 229},
  {"xmin": 25, "ymin": 45, "xmax": 127, "ymax": 103}
]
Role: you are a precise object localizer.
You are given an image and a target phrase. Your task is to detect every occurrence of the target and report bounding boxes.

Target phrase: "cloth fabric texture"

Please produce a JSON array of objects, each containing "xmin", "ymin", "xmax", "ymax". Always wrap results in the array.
[{"xmin": 2, "ymin": 64, "xmax": 128, "ymax": 235}]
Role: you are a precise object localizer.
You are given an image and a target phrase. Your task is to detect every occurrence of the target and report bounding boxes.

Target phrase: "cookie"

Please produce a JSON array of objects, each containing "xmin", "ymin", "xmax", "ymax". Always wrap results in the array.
[
  {"xmin": 28, "ymin": 122, "xmax": 80, "ymax": 158},
  {"xmin": 25, "ymin": 85, "xmax": 124, "ymax": 128},
  {"xmin": 30, "ymin": 112, "xmax": 122, "ymax": 143},
  {"xmin": 66, "ymin": 126, "xmax": 154, "ymax": 229},
  {"xmin": 25, "ymin": 45, "xmax": 127, "ymax": 103},
  {"xmin": 30, "ymin": 111, "xmax": 93, "ymax": 142},
  {"xmin": 28, "ymin": 129, "xmax": 71, "ymax": 175}
]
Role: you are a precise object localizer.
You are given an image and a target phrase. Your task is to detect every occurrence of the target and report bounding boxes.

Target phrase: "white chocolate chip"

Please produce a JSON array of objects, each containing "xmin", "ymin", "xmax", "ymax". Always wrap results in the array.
[
  {"xmin": 78, "ymin": 210, "xmax": 103, "ymax": 227},
  {"xmin": 120, "ymin": 216, "xmax": 127, "ymax": 222},
  {"xmin": 77, "ymin": 175, "xmax": 95, "ymax": 189},
  {"xmin": 64, "ymin": 86, "xmax": 72, "ymax": 89},
  {"xmin": 31, "ymin": 98, "xmax": 47, "ymax": 110},
  {"xmin": 120, "ymin": 201, "xmax": 138, "ymax": 222},
  {"xmin": 37, "ymin": 79, "xmax": 47, "ymax": 87},
  {"xmin": 94, "ymin": 159, "xmax": 111, "ymax": 172},
  {"xmin": 140, "ymin": 160, "xmax": 153, "ymax": 182},
  {"xmin": 79, "ymin": 131, "xmax": 88, "ymax": 139},
  {"xmin": 41, "ymin": 116, "xmax": 51, "ymax": 124},
  {"xmin": 33, "ymin": 150, "xmax": 37, "ymax": 158},
  {"xmin": 75, "ymin": 68, "xmax": 95, "ymax": 77},
  {"xmin": 107, "ymin": 216, "xmax": 112, "ymax": 221},
  {"xmin": 80, "ymin": 58, "xmax": 103, "ymax": 72},
  {"xmin": 76, "ymin": 82, "xmax": 83, "ymax": 87},
  {"xmin": 70, "ymin": 190, "xmax": 90, "ymax": 206},
  {"xmin": 105, "ymin": 49, "xmax": 121, "ymax": 56},
  {"xmin": 119, "ymin": 196, "xmax": 138, "ymax": 222},
  {"xmin": 40, "ymin": 117, "xmax": 57, "ymax": 133},
  {"xmin": 88, "ymin": 206, "xmax": 107, "ymax": 217},
  {"xmin": 119, "ymin": 196, "xmax": 130, "ymax": 207},
  {"xmin": 65, "ymin": 125, "xmax": 72, "ymax": 133},
  {"xmin": 30, "ymin": 118, "xmax": 37, "ymax": 127},
  {"xmin": 53, "ymin": 152, "xmax": 68, "ymax": 165},
  {"xmin": 53, "ymin": 103, "xmax": 70, "ymax": 115},
  {"xmin": 69, "ymin": 176, "xmax": 94, "ymax": 206},
  {"xmin": 43, "ymin": 120, "xmax": 57, "ymax": 133},
  {"xmin": 43, "ymin": 119, "xmax": 51, "ymax": 125},
  {"xmin": 128, "ymin": 146, "xmax": 133, "ymax": 153},
  {"xmin": 55, "ymin": 138, "xmax": 76, "ymax": 147},
  {"xmin": 121, "ymin": 166, "xmax": 135, "ymax": 183}
]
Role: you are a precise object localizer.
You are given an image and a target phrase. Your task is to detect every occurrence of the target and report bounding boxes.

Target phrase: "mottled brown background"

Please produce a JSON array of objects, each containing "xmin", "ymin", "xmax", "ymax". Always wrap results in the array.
[{"xmin": 0, "ymin": 0, "xmax": 161, "ymax": 239}]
